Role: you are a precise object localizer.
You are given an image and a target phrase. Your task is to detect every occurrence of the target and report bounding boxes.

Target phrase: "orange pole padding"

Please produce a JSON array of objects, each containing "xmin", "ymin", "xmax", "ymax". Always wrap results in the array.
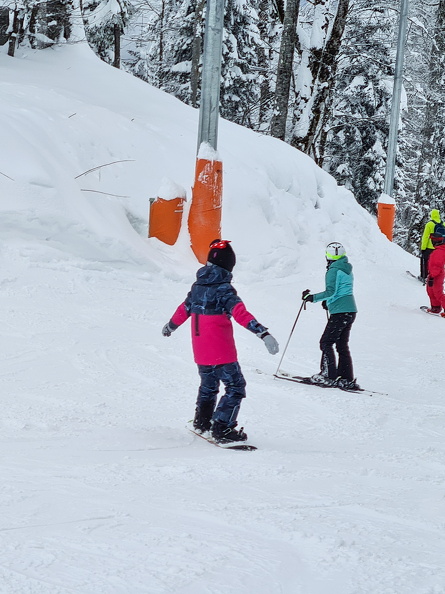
[
  {"xmin": 148, "ymin": 196, "xmax": 185, "ymax": 246},
  {"xmin": 188, "ymin": 158, "xmax": 223, "ymax": 264},
  {"xmin": 377, "ymin": 202, "xmax": 396, "ymax": 241}
]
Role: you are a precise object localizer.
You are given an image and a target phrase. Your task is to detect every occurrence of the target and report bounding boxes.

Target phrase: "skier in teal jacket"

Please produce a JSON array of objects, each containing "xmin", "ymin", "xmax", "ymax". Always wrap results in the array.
[{"xmin": 302, "ymin": 242, "xmax": 359, "ymax": 390}]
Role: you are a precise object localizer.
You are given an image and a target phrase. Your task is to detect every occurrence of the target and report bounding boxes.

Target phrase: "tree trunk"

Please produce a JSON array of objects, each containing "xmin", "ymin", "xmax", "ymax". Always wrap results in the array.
[
  {"xmin": 113, "ymin": 23, "xmax": 121, "ymax": 68},
  {"xmin": 257, "ymin": 0, "xmax": 273, "ymax": 128},
  {"xmin": 270, "ymin": 0, "xmax": 300, "ymax": 140},
  {"xmin": 29, "ymin": 4, "xmax": 41, "ymax": 49},
  {"xmin": 273, "ymin": 0, "xmax": 285, "ymax": 24},
  {"xmin": 7, "ymin": 9, "xmax": 19, "ymax": 57},
  {"xmin": 159, "ymin": 0, "xmax": 165, "ymax": 66},
  {"xmin": 190, "ymin": 0, "xmax": 206, "ymax": 108}
]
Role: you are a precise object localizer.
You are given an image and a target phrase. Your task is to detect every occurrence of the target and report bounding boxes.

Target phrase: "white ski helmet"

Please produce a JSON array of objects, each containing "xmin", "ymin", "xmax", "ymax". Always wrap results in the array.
[{"xmin": 325, "ymin": 242, "xmax": 346, "ymax": 261}]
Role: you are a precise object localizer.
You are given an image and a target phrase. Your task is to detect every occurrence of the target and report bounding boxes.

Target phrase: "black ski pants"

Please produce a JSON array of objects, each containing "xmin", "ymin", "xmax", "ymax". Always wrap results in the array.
[
  {"xmin": 319, "ymin": 312, "xmax": 356, "ymax": 381},
  {"xmin": 421, "ymin": 248, "xmax": 433, "ymax": 281}
]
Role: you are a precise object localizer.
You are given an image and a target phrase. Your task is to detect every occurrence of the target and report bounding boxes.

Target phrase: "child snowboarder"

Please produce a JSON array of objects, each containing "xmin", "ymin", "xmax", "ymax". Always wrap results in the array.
[
  {"xmin": 301, "ymin": 242, "xmax": 359, "ymax": 390},
  {"xmin": 162, "ymin": 239, "xmax": 279, "ymax": 443},
  {"xmin": 425, "ymin": 233, "xmax": 445, "ymax": 316}
]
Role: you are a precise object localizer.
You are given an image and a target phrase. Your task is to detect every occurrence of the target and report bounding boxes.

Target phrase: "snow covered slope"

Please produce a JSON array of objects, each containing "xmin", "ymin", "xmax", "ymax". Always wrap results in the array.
[{"xmin": 1, "ymin": 43, "xmax": 444, "ymax": 594}]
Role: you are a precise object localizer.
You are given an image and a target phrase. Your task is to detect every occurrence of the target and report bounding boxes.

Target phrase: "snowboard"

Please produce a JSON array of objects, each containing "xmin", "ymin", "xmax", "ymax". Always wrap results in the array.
[
  {"xmin": 420, "ymin": 305, "xmax": 443, "ymax": 317},
  {"xmin": 189, "ymin": 428, "xmax": 257, "ymax": 451},
  {"xmin": 273, "ymin": 370, "xmax": 385, "ymax": 396},
  {"xmin": 406, "ymin": 271, "xmax": 425, "ymax": 284}
]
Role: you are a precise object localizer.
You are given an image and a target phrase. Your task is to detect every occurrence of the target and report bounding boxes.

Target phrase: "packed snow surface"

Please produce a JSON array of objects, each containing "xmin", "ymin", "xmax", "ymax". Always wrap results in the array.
[{"xmin": 1, "ymin": 43, "xmax": 444, "ymax": 594}]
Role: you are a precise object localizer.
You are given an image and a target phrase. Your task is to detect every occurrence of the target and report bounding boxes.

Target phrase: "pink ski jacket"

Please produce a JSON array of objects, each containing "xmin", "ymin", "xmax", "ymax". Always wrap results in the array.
[
  {"xmin": 428, "ymin": 243, "xmax": 445, "ymax": 284},
  {"xmin": 169, "ymin": 264, "xmax": 268, "ymax": 366}
]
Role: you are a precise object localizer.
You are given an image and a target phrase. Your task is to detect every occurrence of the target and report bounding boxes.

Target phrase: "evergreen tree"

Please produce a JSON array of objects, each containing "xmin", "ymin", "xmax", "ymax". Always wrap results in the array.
[
  {"xmin": 291, "ymin": 0, "xmax": 349, "ymax": 161},
  {"xmin": 84, "ymin": 0, "xmax": 131, "ymax": 67},
  {"xmin": 127, "ymin": 0, "xmax": 272, "ymax": 130},
  {"xmin": 219, "ymin": 0, "xmax": 264, "ymax": 128},
  {"xmin": 255, "ymin": 0, "xmax": 281, "ymax": 131},
  {"xmin": 161, "ymin": 0, "xmax": 205, "ymax": 105},
  {"xmin": 125, "ymin": 0, "xmax": 204, "ymax": 104},
  {"xmin": 122, "ymin": 0, "xmax": 164, "ymax": 85},
  {"xmin": 3, "ymin": 0, "xmax": 82, "ymax": 55},
  {"xmin": 394, "ymin": 0, "xmax": 433, "ymax": 251},
  {"xmin": 404, "ymin": 0, "xmax": 445, "ymax": 252},
  {"xmin": 321, "ymin": 2, "xmax": 398, "ymax": 212}
]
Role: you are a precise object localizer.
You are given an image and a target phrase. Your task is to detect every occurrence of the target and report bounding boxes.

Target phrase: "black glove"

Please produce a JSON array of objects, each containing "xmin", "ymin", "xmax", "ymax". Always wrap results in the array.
[
  {"xmin": 302, "ymin": 289, "xmax": 314, "ymax": 302},
  {"xmin": 162, "ymin": 322, "xmax": 175, "ymax": 337},
  {"xmin": 321, "ymin": 300, "xmax": 328, "ymax": 310},
  {"xmin": 428, "ymin": 276, "xmax": 434, "ymax": 287}
]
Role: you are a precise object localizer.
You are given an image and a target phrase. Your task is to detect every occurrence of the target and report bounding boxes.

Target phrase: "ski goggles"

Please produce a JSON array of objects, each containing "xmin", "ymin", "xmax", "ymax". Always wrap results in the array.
[{"xmin": 210, "ymin": 240, "xmax": 231, "ymax": 249}]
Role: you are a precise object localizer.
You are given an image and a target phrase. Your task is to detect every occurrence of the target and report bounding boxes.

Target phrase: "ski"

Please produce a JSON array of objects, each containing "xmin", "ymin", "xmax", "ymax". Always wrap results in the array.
[
  {"xmin": 189, "ymin": 429, "xmax": 257, "ymax": 451},
  {"xmin": 274, "ymin": 371, "xmax": 364, "ymax": 394},
  {"xmin": 420, "ymin": 305, "xmax": 443, "ymax": 317},
  {"xmin": 272, "ymin": 370, "xmax": 386, "ymax": 396},
  {"xmin": 406, "ymin": 271, "xmax": 425, "ymax": 284}
]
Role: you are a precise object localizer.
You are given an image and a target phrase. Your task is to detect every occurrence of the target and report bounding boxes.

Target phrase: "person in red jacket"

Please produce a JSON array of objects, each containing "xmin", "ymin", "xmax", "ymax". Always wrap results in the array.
[
  {"xmin": 426, "ymin": 233, "xmax": 445, "ymax": 316},
  {"xmin": 162, "ymin": 240, "xmax": 279, "ymax": 443}
]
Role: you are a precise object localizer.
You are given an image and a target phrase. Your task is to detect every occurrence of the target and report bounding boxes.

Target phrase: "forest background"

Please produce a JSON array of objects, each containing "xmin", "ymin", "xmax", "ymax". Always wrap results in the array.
[{"xmin": 1, "ymin": 0, "xmax": 444, "ymax": 254}]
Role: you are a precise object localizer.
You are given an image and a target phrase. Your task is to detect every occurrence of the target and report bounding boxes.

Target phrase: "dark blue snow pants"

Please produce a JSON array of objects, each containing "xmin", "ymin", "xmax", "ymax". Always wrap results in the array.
[
  {"xmin": 320, "ymin": 312, "xmax": 356, "ymax": 381},
  {"xmin": 197, "ymin": 362, "xmax": 246, "ymax": 428}
]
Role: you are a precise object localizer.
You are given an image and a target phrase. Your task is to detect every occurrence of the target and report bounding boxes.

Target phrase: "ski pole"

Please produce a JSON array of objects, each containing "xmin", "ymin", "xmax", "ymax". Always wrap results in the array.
[{"xmin": 275, "ymin": 300, "xmax": 306, "ymax": 375}]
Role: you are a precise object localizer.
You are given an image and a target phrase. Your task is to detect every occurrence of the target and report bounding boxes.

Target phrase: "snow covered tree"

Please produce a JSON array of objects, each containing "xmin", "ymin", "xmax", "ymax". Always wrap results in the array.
[
  {"xmin": 84, "ymin": 0, "xmax": 131, "ymax": 67},
  {"xmin": 125, "ymin": 0, "xmax": 205, "ymax": 104},
  {"xmin": 126, "ymin": 0, "xmax": 274, "ymax": 130},
  {"xmin": 2, "ymin": 0, "xmax": 82, "ymax": 55},
  {"xmin": 121, "ymin": 0, "xmax": 164, "ymax": 85},
  {"xmin": 160, "ymin": 0, "xmax": 206, "ymax": 106},
  {"xmin": 2, "ymin": 0, "xmax": 23, "ymax": 56},
  {"xmin": 219, "ymin": 0, "xmax": 265, "ymax": 128},
  {"xmin": 391, "ymin": 0, "xmax": 433, "ymax": 251},
  {"xmin": 255, "ymin": 0, "xmax": 282, "ymax": 130},
  {"xmin": 403, "ymin": 0, "xmax": 445, "ymax": 251},
  {"xmin": 320, "ymin": 2, "xmax": 398, "ymax": 212},
  {"xmin": 3, "ymin": 0, "xmax": 44, "ymax": 55},
  {"xmin": 291, "ymin": 0, "xmax": 349, "ymax": 160}
]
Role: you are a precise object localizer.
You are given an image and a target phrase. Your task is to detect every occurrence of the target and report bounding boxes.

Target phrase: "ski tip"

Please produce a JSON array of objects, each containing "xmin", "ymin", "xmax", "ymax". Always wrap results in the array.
[{"xmin": 407, "ymin": 271, "xmax": 426, "ymax": 284}]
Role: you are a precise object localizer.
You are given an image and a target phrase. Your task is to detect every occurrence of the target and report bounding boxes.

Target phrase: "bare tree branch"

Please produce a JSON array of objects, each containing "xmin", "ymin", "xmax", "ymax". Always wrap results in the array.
[{"xmin": 74, "ymin": 160, "xmax": 135, "ymax": 179}]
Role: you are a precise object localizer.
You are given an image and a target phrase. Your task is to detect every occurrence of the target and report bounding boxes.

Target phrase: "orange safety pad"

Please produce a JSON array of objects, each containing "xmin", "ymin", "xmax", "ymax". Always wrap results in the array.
[
  {"xmin": 189, "ymin": 158, "xmax": 223, "ymax": 263},
  {"xmin": 149, "ymin": 197, "xmax": 185, "ymax": 246},
  {"xmin": 377, "ymin": 202, "xmax": 396, "ymax": 241}
]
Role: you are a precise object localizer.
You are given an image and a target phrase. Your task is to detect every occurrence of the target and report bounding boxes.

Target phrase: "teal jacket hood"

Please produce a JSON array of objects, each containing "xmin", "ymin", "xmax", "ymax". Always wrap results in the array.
[{"xmin": 330, "ymin": 256, "xmax": 352, "ymax": 275}]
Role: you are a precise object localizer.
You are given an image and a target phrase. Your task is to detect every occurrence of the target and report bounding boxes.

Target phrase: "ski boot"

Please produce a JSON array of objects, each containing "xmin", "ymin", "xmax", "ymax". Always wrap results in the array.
[
  {"xmin": 310, "ymin": 373, "xmax": 336, "ymax": 386},
  {"xmin": 334, "ymin": 377, "xmax": 361, "ymax": 391},
  {"xmin": 211, "ymin": 421, "xmax": 248, "ymax": 443}
]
